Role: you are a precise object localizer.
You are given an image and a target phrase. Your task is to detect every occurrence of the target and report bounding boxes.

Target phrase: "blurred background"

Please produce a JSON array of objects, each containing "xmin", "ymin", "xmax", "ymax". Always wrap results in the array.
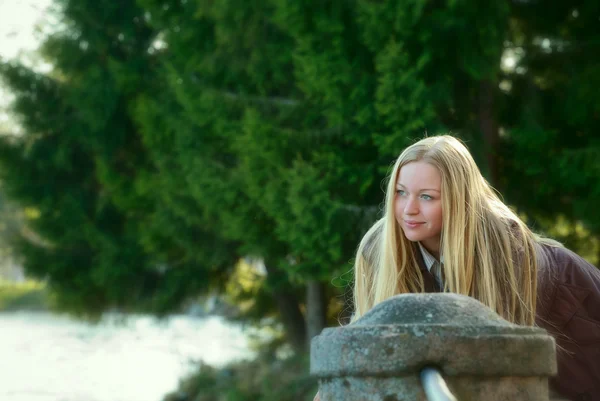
[{"xmin": 0, "ymin": 1, "xmax": 599, "ymax": 400}]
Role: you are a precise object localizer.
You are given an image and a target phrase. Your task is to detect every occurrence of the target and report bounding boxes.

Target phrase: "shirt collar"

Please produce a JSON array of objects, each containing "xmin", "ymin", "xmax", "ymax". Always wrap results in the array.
[{"xmin": 417, "ymin": 242, "xmax": 442, "ymax": 271}]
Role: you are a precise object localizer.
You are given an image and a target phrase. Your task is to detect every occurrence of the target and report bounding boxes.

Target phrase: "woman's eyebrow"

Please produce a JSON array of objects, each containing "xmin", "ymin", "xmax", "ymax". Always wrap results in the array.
[{"xmin": 396, "ymin": 183, "xmax": 440, "ymax": 193}]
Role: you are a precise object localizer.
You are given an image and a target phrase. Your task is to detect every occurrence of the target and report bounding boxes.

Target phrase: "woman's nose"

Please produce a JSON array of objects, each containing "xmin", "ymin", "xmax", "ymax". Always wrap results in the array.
[{"xmin": 404, "ymin": 197, "xmax": 418, "ymax": 215}]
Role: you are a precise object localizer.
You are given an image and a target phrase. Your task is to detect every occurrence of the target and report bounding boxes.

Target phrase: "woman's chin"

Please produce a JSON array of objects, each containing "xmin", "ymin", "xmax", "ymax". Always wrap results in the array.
[{"xmin": 401, "ymin": 230, "xmax": 423, "ymax": 243}]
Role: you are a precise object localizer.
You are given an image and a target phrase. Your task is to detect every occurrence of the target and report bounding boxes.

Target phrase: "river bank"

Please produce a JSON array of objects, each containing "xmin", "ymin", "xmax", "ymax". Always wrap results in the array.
[{"xmin": 0, "ymin": 310, "xmax": 255, "ymax": 401}]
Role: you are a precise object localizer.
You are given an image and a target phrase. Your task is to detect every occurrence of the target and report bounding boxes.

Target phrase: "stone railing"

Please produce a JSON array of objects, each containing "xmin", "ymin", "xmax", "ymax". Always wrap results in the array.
[{"xmin": 311, "ymin": 293, "xmax": 557, "ymax": 401}]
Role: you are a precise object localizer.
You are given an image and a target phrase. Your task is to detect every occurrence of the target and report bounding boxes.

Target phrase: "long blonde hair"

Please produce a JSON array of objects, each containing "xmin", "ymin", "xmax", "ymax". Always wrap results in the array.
[{"xmin": 353, "ymin": 135, "xmax": 545, "ymax": 326}]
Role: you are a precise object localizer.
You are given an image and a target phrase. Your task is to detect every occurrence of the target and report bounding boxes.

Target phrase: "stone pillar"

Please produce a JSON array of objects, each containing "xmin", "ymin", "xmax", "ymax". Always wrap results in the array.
[{"xmin": 311, "ymin": 293, "xmax": 557, "ymax": 401}]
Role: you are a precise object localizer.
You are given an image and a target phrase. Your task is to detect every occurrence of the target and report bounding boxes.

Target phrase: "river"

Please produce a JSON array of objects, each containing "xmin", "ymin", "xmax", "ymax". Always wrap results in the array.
[{"xmin": 0, "ymin": 311, "xmax": 254, "ymax": 401}]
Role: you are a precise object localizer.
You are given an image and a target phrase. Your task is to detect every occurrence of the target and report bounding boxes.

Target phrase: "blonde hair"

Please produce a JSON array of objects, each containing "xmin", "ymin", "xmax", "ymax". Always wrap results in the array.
[{"xmin": 353, "ymin": 135, "xmax": 550, "ymax": 326}]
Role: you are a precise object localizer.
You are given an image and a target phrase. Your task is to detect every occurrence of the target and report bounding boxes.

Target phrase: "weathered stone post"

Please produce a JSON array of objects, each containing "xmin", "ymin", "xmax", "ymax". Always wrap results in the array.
[{"xmin": 311, "ymin": 293, "xmax": 557, "ymax": 400}]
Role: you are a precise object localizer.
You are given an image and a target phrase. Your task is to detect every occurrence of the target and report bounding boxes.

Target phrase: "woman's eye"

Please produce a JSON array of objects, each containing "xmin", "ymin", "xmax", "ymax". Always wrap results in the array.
[
  {"xmin": 420, "ymin": 194, "xmax": 432, "ymax": 200},
  {"xmin": 396, "ymin": 189, "xmax": 406, "ymax": 196}
]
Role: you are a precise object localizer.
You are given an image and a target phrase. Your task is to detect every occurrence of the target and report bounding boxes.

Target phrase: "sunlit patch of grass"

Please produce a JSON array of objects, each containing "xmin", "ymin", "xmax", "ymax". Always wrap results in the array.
[
  {"xmin": 516, "ymin": 211, "xmax": 599, "ymax": 266},
  {"xmin": 539, "ymin": 215, "xmax": 600, "ymax": 266},
  {"xmin": 0, "ymin": 280, "xmax": 51, "ymax": 311},
  {"xmin": 163, "ymin": 349, "xmax": 316, "ymax": 401}
]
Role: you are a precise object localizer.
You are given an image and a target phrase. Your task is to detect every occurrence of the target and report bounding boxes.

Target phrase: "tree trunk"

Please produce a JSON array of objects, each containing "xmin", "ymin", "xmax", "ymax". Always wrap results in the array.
[
  {"xmin": 263, "ymin": 260, "xmax": 307, "ymax": 352},
  {"xmin": 306, "ymin": 279, "xmax": 327, "ymax": 349},
  {"xmin": 478, "ymin": 79, "xmax": 499, "ymax": 186}
]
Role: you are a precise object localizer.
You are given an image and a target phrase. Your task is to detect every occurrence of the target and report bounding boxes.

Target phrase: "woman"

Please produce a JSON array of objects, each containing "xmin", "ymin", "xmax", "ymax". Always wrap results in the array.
[{"xmin": 316, "ymin": 135, "xmax": 600, "ymax": 401}]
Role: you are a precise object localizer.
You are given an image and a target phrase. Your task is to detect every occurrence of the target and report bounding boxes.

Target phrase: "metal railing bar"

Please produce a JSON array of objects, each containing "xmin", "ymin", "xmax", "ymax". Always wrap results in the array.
[{"xmin": 420, "ymin": 367, "xmax": 458, "ymax": 401}]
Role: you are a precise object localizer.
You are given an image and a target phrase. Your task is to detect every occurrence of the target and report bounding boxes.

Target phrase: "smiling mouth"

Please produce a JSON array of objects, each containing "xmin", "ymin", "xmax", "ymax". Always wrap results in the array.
[{"xmin": 404, "ymin": 221, "xmax": 425, "ymax": 227}]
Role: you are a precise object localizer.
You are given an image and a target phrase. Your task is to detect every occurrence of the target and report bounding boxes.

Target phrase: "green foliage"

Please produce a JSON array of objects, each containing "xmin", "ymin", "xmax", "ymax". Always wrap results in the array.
[
  {"xmin": 497, "ymin": 1, "xmax": 600, "ymax": 242},
  {"xmin": 0, "ymin": 0, "xmax": 236, "ymax": 317}
]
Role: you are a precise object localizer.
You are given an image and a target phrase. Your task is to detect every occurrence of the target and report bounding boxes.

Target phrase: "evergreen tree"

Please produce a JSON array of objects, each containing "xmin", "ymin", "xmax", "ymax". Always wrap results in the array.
[
  {"xmin": 499, "ymin": 2, "xmax": 600, "ymax": 258},
  {"xmin": 0, "ymin": 0, "xmax": 235, "ymax": 316}
]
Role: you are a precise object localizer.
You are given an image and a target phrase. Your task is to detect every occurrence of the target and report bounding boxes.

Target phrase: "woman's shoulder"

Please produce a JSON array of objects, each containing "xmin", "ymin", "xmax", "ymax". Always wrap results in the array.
[
  {"xmin": 538, "ymin": 243, "xmax": 600, "ymax": 283},
  {"xmin": 536, "ymin": 242, "xmax": 600, "ymax": 326}
]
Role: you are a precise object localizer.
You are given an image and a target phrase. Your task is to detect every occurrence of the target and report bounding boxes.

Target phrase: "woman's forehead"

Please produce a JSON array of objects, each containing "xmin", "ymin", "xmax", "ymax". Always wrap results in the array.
[{"xmin": 396, "ymin": 161, "xmax": 441, "ymax": 189}]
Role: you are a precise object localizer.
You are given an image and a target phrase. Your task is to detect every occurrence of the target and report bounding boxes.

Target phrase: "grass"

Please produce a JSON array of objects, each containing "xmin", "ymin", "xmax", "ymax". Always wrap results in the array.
[{"xmin": 0, "ymin": 280, "xmax": 51, "ymax": 311}]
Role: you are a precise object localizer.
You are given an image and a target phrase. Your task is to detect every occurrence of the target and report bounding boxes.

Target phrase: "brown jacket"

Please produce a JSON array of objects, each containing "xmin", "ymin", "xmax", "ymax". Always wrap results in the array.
[
  {"xmin": 415, "ymin": 244, "xmax": 600, "ymax": 400},
  {"xmin": 536, "ymin": 245, "xmax": 600, "ymax": 400}
]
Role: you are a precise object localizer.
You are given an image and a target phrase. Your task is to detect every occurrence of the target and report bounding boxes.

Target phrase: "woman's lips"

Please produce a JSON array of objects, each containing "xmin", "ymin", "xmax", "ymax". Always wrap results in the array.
[{"xmin": 404, "ymin": 220, "xmax": 425, "ymax": 229}]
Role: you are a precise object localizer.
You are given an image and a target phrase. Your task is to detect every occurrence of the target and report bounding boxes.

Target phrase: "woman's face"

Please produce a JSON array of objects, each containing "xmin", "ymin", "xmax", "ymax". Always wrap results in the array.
[{"xmin": 394, "ymin": 161, "xmax": 443, "ymax": 257}]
